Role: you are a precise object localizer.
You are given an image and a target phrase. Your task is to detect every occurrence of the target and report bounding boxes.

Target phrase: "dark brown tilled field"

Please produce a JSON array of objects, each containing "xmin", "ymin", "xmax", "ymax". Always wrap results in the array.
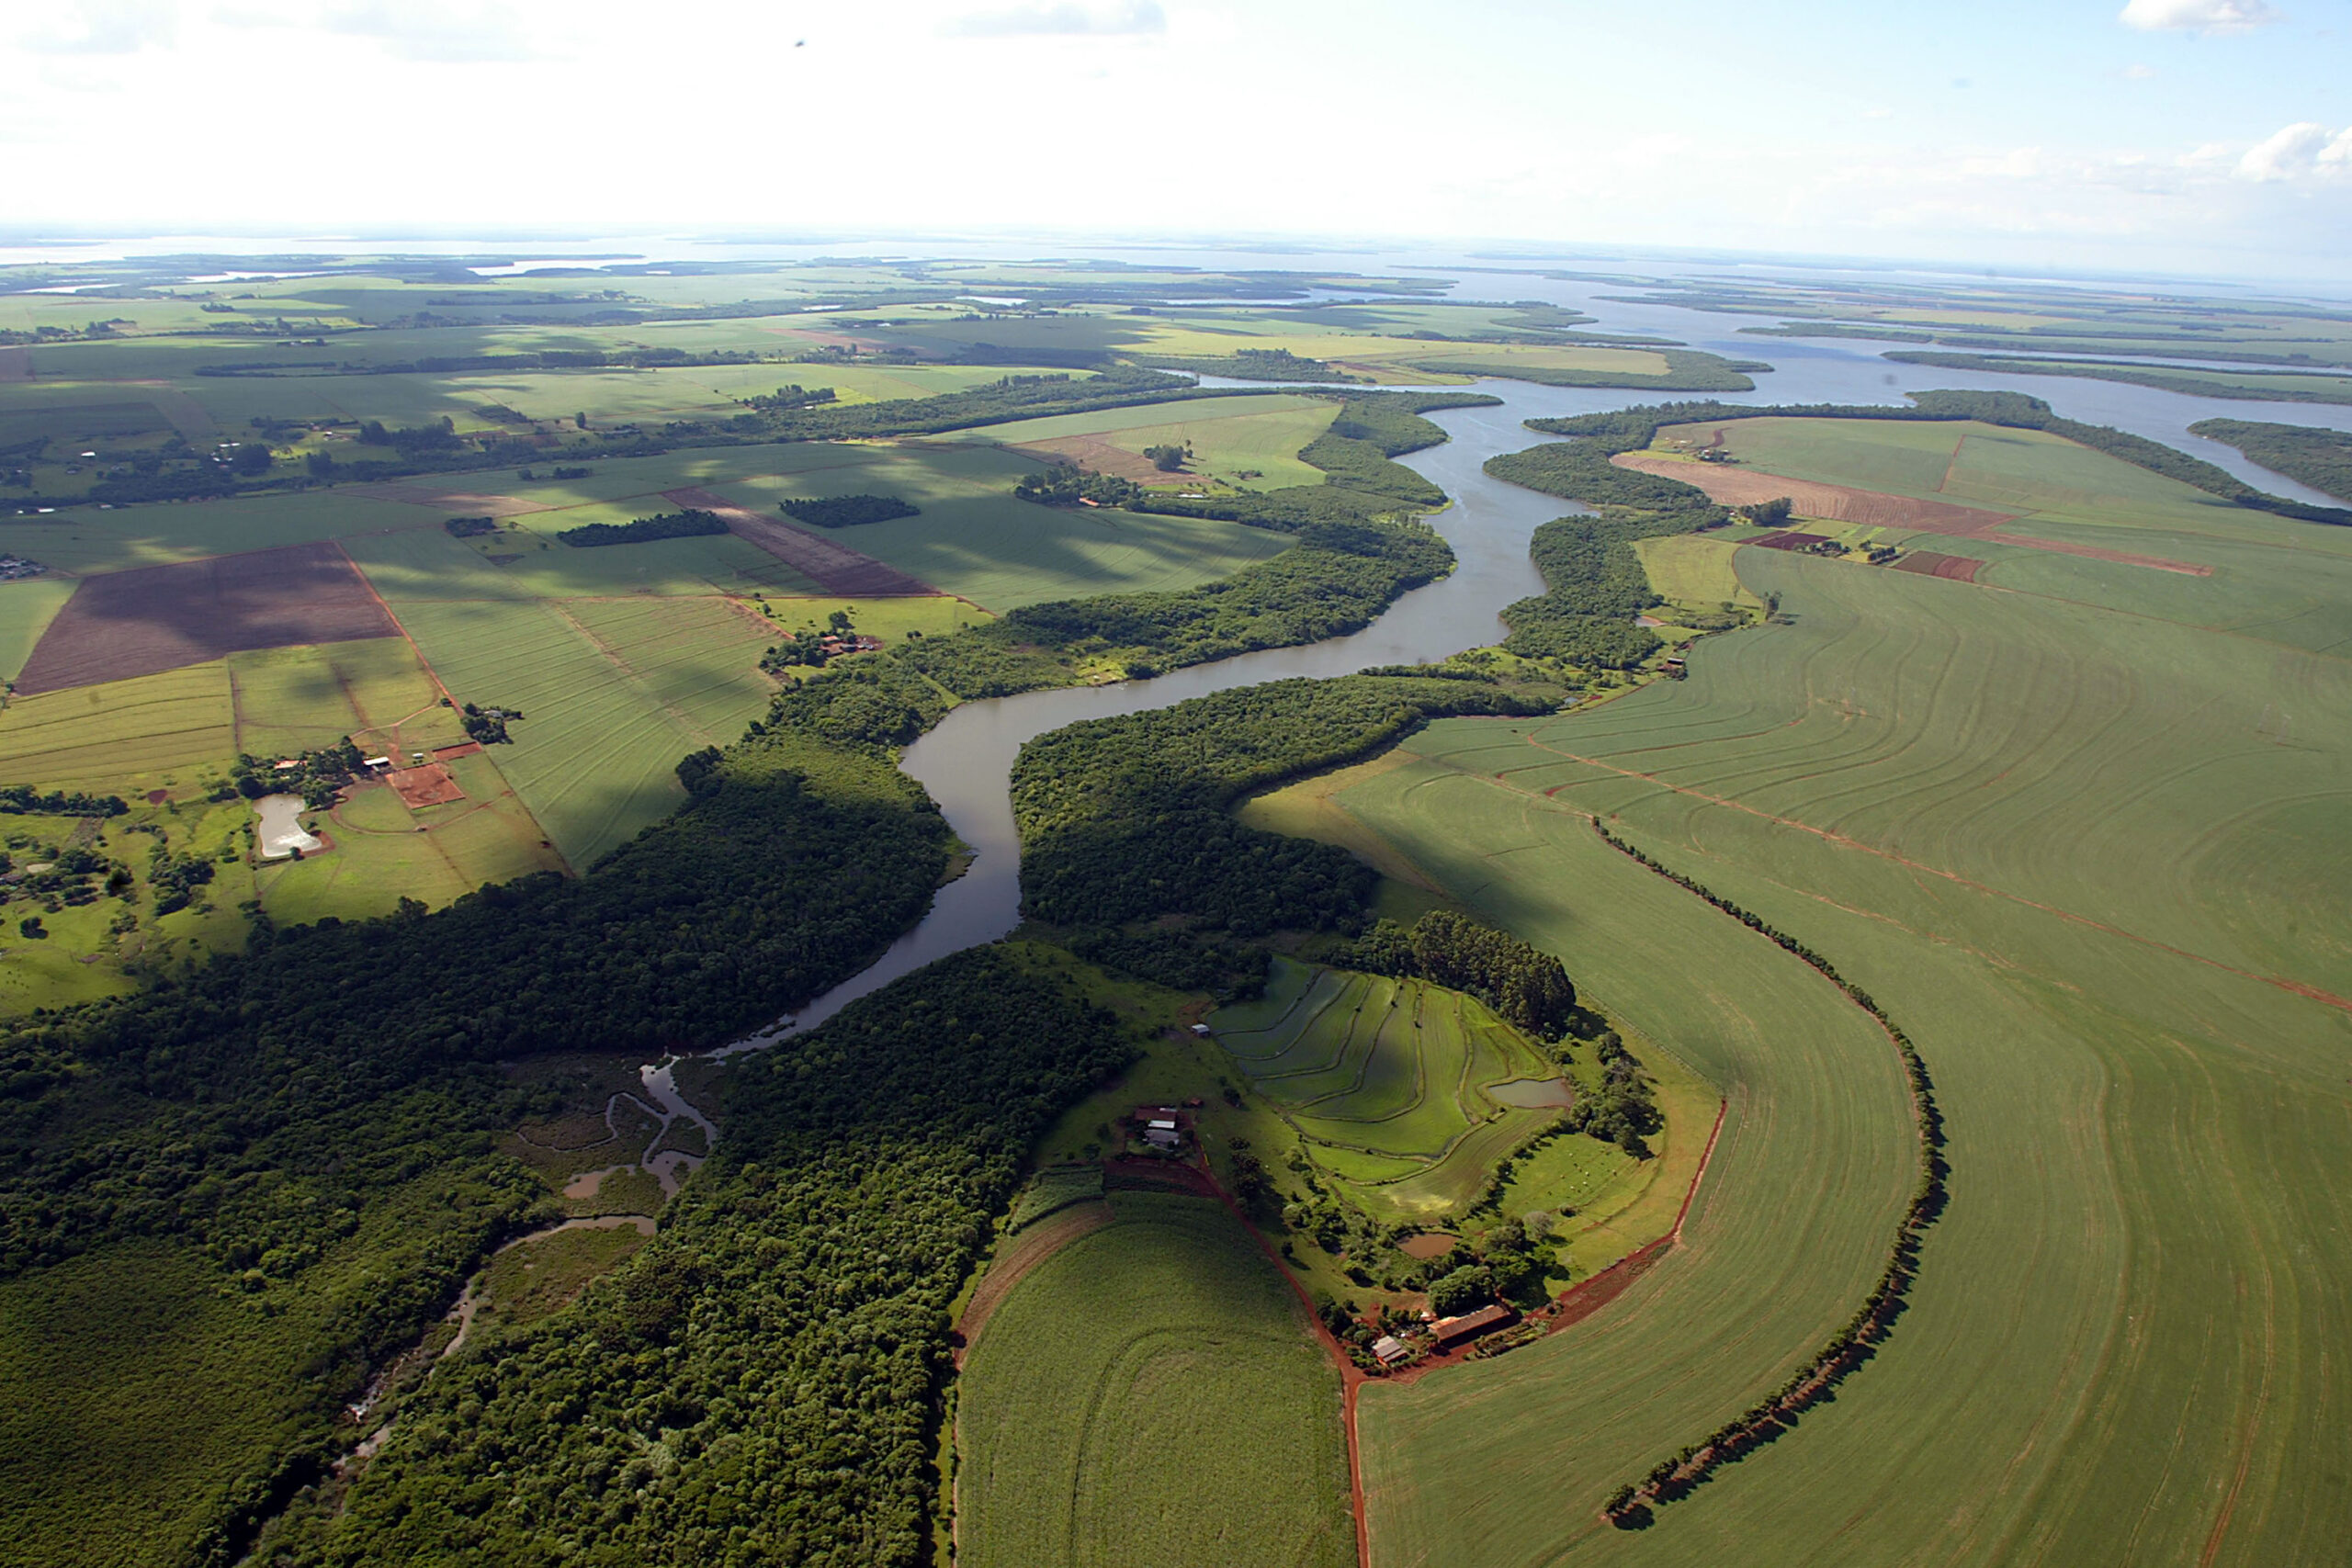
[{"xmin": 14, "ymin": 541, "xmax": 401, "ymax": 694}]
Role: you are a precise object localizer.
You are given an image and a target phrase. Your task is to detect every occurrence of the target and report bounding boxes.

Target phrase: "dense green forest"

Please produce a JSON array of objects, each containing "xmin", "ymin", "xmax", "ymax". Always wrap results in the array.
[
  {"xmin": 262, "ymin": 947, "xmax": 1136, "ymax": 1566},
  {"xmin": 1329, "ymin": 909, "xmax": 1577, "ymax": 1039},
  {"xmin": 556, "ymin": 508, "xmax": 729, "ymax": 547},
  {"xmin": 1011, "ymin": 672, "xmax": 1555, "ymax": 934},
  {"xmin": 777, "ymin": 493, "xmax": 921, "ymax": 528},
  {"xmin": 2188, "ymin": 417, "xmax": 2352, "ymax": 505}
]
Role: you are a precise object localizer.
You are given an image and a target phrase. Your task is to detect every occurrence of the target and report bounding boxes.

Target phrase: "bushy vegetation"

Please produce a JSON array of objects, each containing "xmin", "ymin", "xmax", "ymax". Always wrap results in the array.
[
  {"xmin": 2188, "ymin": 417, "xmax": 2352, "ymax": 506},
  {"xmin": 1330, "ymin": 909, "xmax": 1577, "ymax": 1039},
  {"xmin": 1062, "ymin": 925, "xmax": 1272, "ymax": 1000},
  {"xmin": 777, "ymin": 493, "xmax": 920, "ymax": 528},
  {"xmin": 269, "ymin": 948, "xmax": 1135, "ymax": 1566},
  {"xmin": 555, "ymin": 508, "xmax": 729, "ymax": 547},
  {"xmin": 0, "ymin": 784, "xmax": 130, "ymax": 818},
  {"xmin": 1012, "ymin": 674, "xmax": 1554, "ymax": 934}
]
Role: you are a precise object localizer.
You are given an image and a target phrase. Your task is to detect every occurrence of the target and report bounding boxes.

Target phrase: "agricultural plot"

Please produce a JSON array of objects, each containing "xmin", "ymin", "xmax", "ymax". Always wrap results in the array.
[
  {"xmin": 14, "ymin": 541, "xmax": 398, "ymax": 694},
  {"xmin": 345, "ymin": 513, "xmax": 813, "ymax": 602},
  {"xmin": 690, "ymin": 470, "xmax": 1295, "ymax": 613},
  {"xmin": 1210, "ymin": 962, "xmax": 1561, "ymax": 1222},
  {"xmin": 225, "ymin": 637, "xmax": 463, "ymax": 761},
  {"xmin": 1328, "ymin": 483, "xmax": 2352, "ymax": 1563},
  {"xmin": 1629, "ymin": 534, "xmax": 1763, "ymax": 615},
  {"xmin": 254, "ymin": 752, "xmax": 563, "ymax": 925},
  {"xmin": 0, "ymin": 489, "xmax": 428, "ymax": 578},
  {"xmin": 956, "ymin": 1192, "xmax": 1354, "ymax": 1568},
  {"xmin": 939, "ymin": 392, "xmax": 1340, "ymax": 490},
  {"xmin": 0, "ymin": 661, "xmax": 235, "ymax": 790},
  {"xmin": 390, "ymin": 596, "xmax": 777, "ymax": 867},
  {"xmin": 0, "ymin": 579, "xmax": 79, "ymax": 684}
]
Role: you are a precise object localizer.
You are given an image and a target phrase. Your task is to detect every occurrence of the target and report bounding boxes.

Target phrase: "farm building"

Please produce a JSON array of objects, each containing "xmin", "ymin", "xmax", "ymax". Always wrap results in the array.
[
  {"xmin": 1144, "ymin": 1129, "xmax": 1181, "ymax": 1149},
  {"xmin": 1372, "ymin": 1335, "xmax": 1412, "ymax": 1366},
  {"xmin": 1430, "ymin": 1304, "xmax": 1514, "ymax": 1348},
  {"xmin": 1190, "ymin": 1022, "xmax": 1213, "ymax": 1036}
]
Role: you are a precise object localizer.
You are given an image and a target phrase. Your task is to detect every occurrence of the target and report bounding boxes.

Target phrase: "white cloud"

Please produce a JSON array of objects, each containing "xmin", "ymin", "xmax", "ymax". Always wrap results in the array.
[
  {"xmin": 2119, "ymin": 0, "xmax": 2280, "ymax": 34},
  {"xmin": 2123, "ymin": 62, "xmax": 2157, "ymax": 78},
  {"xmin": 942, "ymin": 1, "xmax": 1165, "ymax": 38},
  {"xmin": 322, "ymin": 1, "xmax": 541, "ymax": 62},
  {"xmin": 18, "ymin": 0, "xmax": 177, "ymax": 55},
  {"xmin": 2234, "ymin": 120, "xmax": 2343, "ymax": 179}
]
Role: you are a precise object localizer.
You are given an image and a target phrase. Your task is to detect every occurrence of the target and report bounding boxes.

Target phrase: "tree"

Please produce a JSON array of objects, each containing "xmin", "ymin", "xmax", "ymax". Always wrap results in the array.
[
  {"xmin": 1144, "ymin": 441, "xmax": 1192, "ymax": 472},
  {"xmin": 1428, "ymin": 1263, "xmax": 1494, "ymax": 1315}
]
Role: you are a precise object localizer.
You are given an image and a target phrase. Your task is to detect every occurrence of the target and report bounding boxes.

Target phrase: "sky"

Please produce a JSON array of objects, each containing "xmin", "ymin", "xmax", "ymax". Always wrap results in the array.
[{"xmin": 2, "ymin": 0, "xmax": 2347, "ymax": 282}]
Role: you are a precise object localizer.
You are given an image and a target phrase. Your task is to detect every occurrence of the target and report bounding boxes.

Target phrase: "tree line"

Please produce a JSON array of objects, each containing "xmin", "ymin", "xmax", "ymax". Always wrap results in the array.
[
  {"xmin": 2188, "ymin": 417, "xmax": 2352, "ymax": 508},
  {"xmin": 778, "ymin": 493, "xmax": 919, "ymax": 529},
  {"xmin": 1589, "ymin": 818, "xmax": 1947, "ymax": 1525},
  {"xmin": 555, "ymin": 508, "xmax": 729, "ymax": 547}
]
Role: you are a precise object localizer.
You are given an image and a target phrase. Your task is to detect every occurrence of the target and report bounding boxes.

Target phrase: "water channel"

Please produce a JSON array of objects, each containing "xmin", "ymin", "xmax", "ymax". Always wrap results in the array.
[{"xmin": 681, "ymin": 284, "xmax": 2352, "ymax": 1084}]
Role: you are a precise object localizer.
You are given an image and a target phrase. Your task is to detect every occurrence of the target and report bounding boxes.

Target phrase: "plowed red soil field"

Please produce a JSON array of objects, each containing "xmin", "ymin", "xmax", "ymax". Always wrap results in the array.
[
  {"xmin": 1890, "ymin": 551, "xmax": 1983, "ymax": 582},
  {"xmin": 15, "ymin": 542, "xmax": 401, "ymax": 694},
  {"xmin": 661, "ymin": 487, "xmax": 939, "ymax": 596},
  {"xmin": 387, "ymin": 763, "xmax": 464, "ymax": 807}
]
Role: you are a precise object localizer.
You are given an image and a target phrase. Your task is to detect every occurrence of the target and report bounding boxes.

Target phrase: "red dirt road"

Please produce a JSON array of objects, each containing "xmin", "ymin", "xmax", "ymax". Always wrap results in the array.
[
  {"xmin": 660, "ymin": 487, "xmax": 940, "ymax": 597},
  {"xmin": 15, "ymin": 541, "xmax": 401, "ymax": 694}
]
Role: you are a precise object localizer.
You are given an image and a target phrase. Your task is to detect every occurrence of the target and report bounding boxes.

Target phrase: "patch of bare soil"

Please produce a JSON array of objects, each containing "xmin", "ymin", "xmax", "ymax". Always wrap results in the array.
[
  {"xmin": 1613, "ymin": 452, "xmax": 2020, "ymax": 535},
  {"xmin": 1001, "ymin": 435, "xmax": 1195, "ymax": 487},
  {"xmin": 14, "ymin": 542, "xmax": 401, "ymax": 694},
  {"xmin": 661, "ymin": 486, "xmax": 940, "ymax": 596},
  {"xmin": 388, "ymin": 763, "xmax": 464, "ymax": 808}
]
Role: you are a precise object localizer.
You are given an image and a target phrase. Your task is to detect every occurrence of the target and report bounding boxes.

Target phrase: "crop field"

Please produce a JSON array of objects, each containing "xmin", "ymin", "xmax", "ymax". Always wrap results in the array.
[
  {"xmin": 955, "ymin": 1191, "xmax": 1354, "ymax": 1568},
  {"xmin": 1318, "ymin": 435, "xmax": 2352, "ymax": 1562},
  {"xmin": 1629, "ymin": 533, "xmax": 1762, "ymax": 613},
  {"xmin": 696, "ymin": 472, "xmax": 1295, "ymax": 613},
  {"xmin": 0, "ymin": 661, "xmax": 235, "ymax": 789},
  {"xmin": 939, "ymin": 392, "xmax": 1340, "ymax": 490},
  {"xmin": 0, "ymin": 491, "xmax": 430, "ymax": 578},
  {"xmin": 14, "ymin": 541, "xmax": 399, "ymax": 694},
  {"xmin": 254, "ymin": 752, "xmax": 564, "ymax": 924},
  {"xmin": 1209, "ymin": 961, "xmax": 1561, "ymax": 1222},
  {"xmin": 390, "ymin": 596, "xmax": 777, "ymax": 867},
  {"xmin": 0, "ymin": 580, "xmax": 79, "ymax": 683},
  {"xmin": 225, "ymin": 637, "xmax": 462, "ymax": 760},
  {"xmin": 345, "ymin": 513, "xmax": 814, "ymax": 602}
]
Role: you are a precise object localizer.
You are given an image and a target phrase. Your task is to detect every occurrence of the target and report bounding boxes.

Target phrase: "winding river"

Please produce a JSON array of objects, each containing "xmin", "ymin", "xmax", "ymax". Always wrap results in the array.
[{"xmin": 679, "ymin": 297, "xmax": 2351, "ymax": 1084}]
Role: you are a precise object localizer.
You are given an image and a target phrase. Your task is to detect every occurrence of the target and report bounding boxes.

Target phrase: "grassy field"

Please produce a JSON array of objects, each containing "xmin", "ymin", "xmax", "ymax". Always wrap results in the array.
[
  {"xmin": 0, "ymin": 579, "xmax": 78, "ymax": 682},
  {"xmin": 254, "ymin": 751, "xmax": 565, "ymax": 924},
  {"xmin": 388, "ymin": 595, "xmax": 778, "ymax": 867},
  {"xmin": 937, "ymin": 392, "xmax": 1340, "ymax": 489},
  {"xmin": 225, "ymin": 637, "xmax": 464, "ymax": 760},
  {"xmin": 1631, "ymin": 533, "xmax": 1764, "ymax": 615},
  {"xmin": 1314, "ymin": 424, "xmax": 2352, "ymax": 1563},
  {"xmin": 1209, "ymin": 961, "xmax": 1561, "ymax": 1223},
  {"xmin": 955, "ymin": 1191, "xmax": 1354, "ymax": 1568},
  {"xmin": 0, "ymin": 661, "xmax": 237, "ymax": 790}
]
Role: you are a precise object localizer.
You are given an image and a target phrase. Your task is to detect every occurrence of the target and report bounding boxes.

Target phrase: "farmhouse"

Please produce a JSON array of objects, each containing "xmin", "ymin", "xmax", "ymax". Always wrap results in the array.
[{"xmin": 1430, "ymin": 1304, "xmax": 1514, "ymax": 1348}]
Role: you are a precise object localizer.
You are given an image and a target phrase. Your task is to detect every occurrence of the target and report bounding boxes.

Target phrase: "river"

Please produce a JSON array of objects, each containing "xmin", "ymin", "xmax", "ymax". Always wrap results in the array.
[{"xmin": 684, "ymin": 285, "xmax": 2351, "ymax": 1077}]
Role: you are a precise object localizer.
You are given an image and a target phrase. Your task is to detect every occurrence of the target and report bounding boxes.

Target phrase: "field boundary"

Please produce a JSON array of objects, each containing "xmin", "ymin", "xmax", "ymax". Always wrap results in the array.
[
  {"xmin": 1588, "ymin": 818, "xmax": 1949, "ymax": 1527},
  {"xmin": 660, "ymin": 486, "xmax": 942, "ymax": 597}
]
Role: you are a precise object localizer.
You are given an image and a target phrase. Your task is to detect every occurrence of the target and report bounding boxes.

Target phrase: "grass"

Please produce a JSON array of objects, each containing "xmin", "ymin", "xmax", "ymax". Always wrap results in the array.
[
  {"xmin": 0, "ymin": 661, "xmax": 236, "ymax": 790},
  {"xmin": 388, "ymin": 596, "xmax": 778, "ymax": 868},
  {"xmin": 1323, "ymin": 425, "xmax": 2352, "ymax": 1564},
  {"xmin": 1631, "ymin": 534, "xmax": 1763, "ymax": 615},
  {"xmin": 225, "ymin": 637, "xmax": 465, "ymax": 761},
  {"xmin": 254, "ymin": 752, "xmax": 564, "ymax": 924},
  {"xmin": 0, "ymin": 579, "xmax": 77, "ymax": 682},
  {"xmin": 936, "ymin": 392, "xmax": 1341, "ymax": 490},
  {"xmin": 1210, "ymin": 963, "xmax": 1559, "ymax": 1224},
  {"xmin": 955, "ymin": 1191, "xmax": 1354, "ymax": 1568},
  {"xmin": 472, "ymin": 1224, "xmax": 650, "ymax": 1333}
]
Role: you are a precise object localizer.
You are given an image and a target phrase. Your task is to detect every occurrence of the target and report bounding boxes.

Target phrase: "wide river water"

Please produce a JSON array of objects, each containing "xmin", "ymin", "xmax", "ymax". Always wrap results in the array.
[{"xmin": 685, "ymin": 288, "xmax": 2351, "ymax": 1074}]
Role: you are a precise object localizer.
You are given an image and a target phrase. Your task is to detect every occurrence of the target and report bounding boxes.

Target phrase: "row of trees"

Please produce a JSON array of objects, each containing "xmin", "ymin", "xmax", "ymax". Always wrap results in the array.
[
  {"xmin": 555, "ymin": 508, "xmax": 728, "ymax": 547},
  {"xmin": 1590, "ymin": 818, "xmax": 1947, "ymax": 1522}
]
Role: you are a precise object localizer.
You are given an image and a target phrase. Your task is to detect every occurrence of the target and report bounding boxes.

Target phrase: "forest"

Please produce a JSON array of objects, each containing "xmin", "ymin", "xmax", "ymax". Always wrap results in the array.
[
  {"xmin": 555, "ymin": 508, "xmax": 729, "ymax": 547},
  {"xmin": 258, "ymin": 947, "xmax": 1138, "ymax": 1565},
  {"xmin": 2188, "ymin": 417, "xmax": 2352, "ymax": 506},
  {"xmin": 1329, "ymin": 908, "xmax": 1577, "ymax": 1039},
  {"xmin": 777, "ymin": 493, "xmax": 920, "ymax": 528},
  {"xmin": 1011, "ymin": 671, "xmax": 1555, "ymax": 934}
]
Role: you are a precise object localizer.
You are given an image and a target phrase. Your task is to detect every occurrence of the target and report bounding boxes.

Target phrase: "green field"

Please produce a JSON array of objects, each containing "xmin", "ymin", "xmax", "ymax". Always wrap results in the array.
[
  {"xmin": 939, "ymin": 392, "xmax": 1341, "ymax": 489},
  {"xmin": 254, "ymin": 751, "xmax": 565, "ymax": 924},
  {"xmin": 956, "ymin": 1191, "xmax": 1354, "ymax": 1568},
  {"xmin": 1209, "ymin": 961, "xmax": 1562, "ymax": 1221},
  {"xmin": 1307, "ymin": 422, "xmax": 2352, "ymax": 1564},
  {"xmin": 225, "ymin": 637, "xmax": 465, "ymax": 760},
  {"xmin": 390, "ymin": 595, "xmax": 779, "ymax": 867},
  {"xmin": 0, "ymin": 662, "xmax": 237, "ymax": 790}
]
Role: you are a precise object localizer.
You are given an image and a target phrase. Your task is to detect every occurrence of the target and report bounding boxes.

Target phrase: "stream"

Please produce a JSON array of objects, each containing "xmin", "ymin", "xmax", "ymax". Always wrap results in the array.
[{"xmin": 670, "ymin": 284, "xmax": 2352, "ymax": 1088}]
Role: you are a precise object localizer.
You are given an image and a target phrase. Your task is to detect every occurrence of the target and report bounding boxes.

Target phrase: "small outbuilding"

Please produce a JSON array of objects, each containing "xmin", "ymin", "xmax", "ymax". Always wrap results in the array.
[
  {"xmin": 1373, "ymin": 1335, "xmax": 1412, "ymax": 1366},
  {"xmin": 1190, "ymin": 1022, "xmax": 1213, "ymax": 1037}
]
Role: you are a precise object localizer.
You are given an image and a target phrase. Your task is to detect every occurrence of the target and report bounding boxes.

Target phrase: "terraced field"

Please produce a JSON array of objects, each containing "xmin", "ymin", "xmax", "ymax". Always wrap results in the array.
[
  {"xmin": 1210, "ymin": 962, "xmax": 1564, "ymax": 1221},
  {"xmin": 956, "ymin": 1191, "xmax": 1354, "ymax": 1568},
  {"xmin": 1316, "ymin": 462, "xmax": 2352, "ymax": 1562}
]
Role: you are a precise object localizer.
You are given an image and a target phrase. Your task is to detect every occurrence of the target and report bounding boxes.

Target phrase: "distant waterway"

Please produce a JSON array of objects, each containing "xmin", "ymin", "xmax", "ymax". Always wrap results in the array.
[{"xmin": 691, "ymin": 290, "xmax": 2352, "ymax": 1069}]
